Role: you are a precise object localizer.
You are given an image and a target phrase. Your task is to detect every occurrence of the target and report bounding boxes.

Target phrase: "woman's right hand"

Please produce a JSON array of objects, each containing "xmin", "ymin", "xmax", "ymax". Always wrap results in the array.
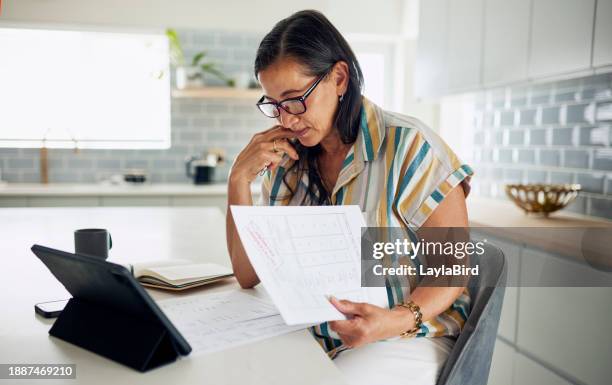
[{"xmin": 229, "ymin": 125, "xmax": 300, "ymax": 185}]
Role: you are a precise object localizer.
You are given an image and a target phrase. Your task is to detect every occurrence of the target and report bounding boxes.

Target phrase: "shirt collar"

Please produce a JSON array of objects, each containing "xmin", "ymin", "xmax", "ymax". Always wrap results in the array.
[
  {"xmin": 332, "ymin": 96, "xmax": 386, "ymax": 196},
  {"xmin": 357, "ymin": 96, "xmax": 386, "ymax": 162}
]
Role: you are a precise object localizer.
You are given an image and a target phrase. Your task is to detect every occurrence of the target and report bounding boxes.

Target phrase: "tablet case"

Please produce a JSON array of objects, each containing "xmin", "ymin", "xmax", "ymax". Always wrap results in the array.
[{"xmin": 31, "ymin": 244, "xmax": 192, "ymax": 372}]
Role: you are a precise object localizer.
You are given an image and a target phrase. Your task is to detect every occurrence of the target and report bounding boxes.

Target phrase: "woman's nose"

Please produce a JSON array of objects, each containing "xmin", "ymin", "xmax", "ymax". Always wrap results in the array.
[{"xmin": 278, "ymin": 109, "xmax": 299, "ymax": 129}]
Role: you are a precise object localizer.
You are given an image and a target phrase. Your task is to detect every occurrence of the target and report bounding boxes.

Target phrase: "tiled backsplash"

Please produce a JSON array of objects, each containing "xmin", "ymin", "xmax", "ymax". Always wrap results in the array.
[
  {"xmin": 0, "ymin": 29, "xmax": 269, "ymax": 184},
  {"xmin": 469, "ymin": 73, "xmax": 612, "ymax": 220}
]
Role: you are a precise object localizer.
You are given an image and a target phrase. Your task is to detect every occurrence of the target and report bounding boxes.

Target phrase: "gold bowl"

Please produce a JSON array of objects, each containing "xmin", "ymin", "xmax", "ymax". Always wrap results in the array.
[{"xmin": 504, "ymin": 183, "xmax": 582, "ymax": 216}]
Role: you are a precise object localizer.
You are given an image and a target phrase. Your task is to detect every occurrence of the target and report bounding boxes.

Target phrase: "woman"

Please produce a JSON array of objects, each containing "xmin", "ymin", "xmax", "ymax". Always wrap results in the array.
[{"xmin": 226, "ymin": 10, "xmax": 474, "ymax": 385}]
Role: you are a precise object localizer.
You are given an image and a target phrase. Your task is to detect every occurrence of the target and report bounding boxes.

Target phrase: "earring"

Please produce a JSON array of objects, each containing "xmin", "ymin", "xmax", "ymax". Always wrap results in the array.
[{"xmin": 339, "ymin": 94, "xmax": 344, "ymax": 103}]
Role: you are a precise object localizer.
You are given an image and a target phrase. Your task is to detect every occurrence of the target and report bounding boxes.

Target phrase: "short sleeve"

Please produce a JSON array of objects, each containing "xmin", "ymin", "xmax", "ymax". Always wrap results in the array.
[{"xmin": 396, "ymin": 132, "xmax": 474, "ymax": 230}]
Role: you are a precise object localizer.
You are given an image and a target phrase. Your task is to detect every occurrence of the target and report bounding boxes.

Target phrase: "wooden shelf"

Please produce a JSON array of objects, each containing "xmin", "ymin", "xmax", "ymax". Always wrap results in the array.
[{"xmin": 171, "ymin": 87, "xmax": 262, "ymax": 100}]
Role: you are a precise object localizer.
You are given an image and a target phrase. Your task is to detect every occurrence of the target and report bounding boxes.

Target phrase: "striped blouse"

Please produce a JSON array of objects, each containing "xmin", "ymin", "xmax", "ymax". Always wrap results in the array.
[{"xmin": 258, "ymin": 96, "xmax": 474, "ymax": 358}]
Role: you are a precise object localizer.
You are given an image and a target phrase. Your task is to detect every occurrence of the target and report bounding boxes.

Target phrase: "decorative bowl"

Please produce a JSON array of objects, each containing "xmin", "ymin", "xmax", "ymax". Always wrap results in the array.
[{"xmin": 504, "ymin": 183, "xmax": 581, "ymax": 216}]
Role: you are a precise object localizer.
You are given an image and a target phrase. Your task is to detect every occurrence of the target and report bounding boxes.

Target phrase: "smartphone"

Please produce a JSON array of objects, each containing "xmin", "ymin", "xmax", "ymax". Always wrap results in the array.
[{"xmin": 34, "ymin": 299, "xmax": 69, "ymax": 318}]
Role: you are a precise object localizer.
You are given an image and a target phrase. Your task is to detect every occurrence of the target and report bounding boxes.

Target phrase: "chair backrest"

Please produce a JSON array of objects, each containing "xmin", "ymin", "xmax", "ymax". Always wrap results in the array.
[{"xmin": 436, "ymin": 242, "xmax": 507, "ymax": 385}]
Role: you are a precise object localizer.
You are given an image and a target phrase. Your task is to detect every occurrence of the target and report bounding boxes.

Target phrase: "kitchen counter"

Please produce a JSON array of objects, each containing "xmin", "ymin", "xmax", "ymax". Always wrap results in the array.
[
  {"xmin": 0, "ymin": 182, "xmax": 261, "ymax": 196},
  {"xmin": 467, "ymin": 196, "xmax": 612, "ymax": 228},
  {"xmin": 467, "ymin": 197, "xmax": 612, "ymax": 269},
  {"xmin": 0, "ymin": 183, "xmax": 262, "ymax": 210}
]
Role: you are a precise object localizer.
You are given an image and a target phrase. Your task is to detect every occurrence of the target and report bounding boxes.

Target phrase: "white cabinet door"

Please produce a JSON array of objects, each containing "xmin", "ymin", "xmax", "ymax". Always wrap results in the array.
[
  {"xmin": 517, "ymin": 248, "xmax": 612, "ymax": 385},
  {"xmin": 482, "ymin": 0, "xmax": 531, "ymax": 85},
  {"xmin": 487, "ymin": 339, "xmax": 515, "ymax": 385},
  {"xmin": 415, "ymin": 0, "xmax": 449, "ymax": 98},
  {"xmin": 447, "ymin": 0, "xmax": 484, "ymax": 91},
  {"xmin": 593, "ymin": 0, "xmax": 612, "ymax": 67},
  {"xmin": 529, "ymin": 0, "xmax": 596, "ymax": 78},
  {"xmin": 513, "ymin": 354, "xmax": 572, "ymax": 385}
]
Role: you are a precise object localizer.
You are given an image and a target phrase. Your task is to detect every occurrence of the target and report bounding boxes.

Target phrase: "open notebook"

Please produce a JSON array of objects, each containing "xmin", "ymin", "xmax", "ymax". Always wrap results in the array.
[{"xmin": 124, "ymin": 259, "xmax": 234, "ymax": 291}]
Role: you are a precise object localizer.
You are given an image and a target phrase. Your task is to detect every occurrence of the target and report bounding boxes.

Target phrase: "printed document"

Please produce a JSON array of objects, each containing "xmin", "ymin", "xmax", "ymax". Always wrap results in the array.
[
  {"xmin": 159, "ymin": 290, "xmax": 305, "ymax": 355},
  {"xmin": 230, "ymin": 205, "xmax": 388, "ymax": 325}
]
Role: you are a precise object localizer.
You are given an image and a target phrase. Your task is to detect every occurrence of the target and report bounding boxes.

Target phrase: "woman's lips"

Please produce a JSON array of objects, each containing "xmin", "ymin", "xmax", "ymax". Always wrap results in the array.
[{"xmin": 294, "ymin": 127, "xmax": 310, "ymax": 137}]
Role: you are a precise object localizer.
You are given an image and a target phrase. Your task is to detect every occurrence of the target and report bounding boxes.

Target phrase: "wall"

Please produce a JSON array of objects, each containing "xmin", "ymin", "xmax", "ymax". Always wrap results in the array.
[
  {"xmin": 466, "ymin": 73, "xmax": 612, "ymax": 220},
  {"xmin": 0, "ymin": 0, "xmax": 404, "ymax": 35},
  {"xmin": 0, "ymin": 28, "xmax": 269, "ymax": 184}
]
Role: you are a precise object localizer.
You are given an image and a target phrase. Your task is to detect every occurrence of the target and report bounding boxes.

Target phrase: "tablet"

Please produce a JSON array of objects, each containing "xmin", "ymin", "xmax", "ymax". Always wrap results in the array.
[{"xmin": 31, "ymin": 244, "xmax": 191, "ymax": 356}]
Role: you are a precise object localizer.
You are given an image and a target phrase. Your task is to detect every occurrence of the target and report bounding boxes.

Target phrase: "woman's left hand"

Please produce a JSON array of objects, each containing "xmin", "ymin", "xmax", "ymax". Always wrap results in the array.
[{"xmin": 328, "ymin": 296, "xmax": 414, "ymax": 349}]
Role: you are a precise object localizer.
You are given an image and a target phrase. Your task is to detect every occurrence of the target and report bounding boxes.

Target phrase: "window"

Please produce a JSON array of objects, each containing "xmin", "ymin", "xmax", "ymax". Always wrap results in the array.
[{"xmin": 0, "ymin": 26, "xmax": 171, "ymax": 149}]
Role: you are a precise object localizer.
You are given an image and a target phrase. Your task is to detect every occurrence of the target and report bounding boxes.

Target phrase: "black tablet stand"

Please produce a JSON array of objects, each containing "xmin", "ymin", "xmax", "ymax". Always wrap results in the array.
[{"xmin": 49, "ymin": 298, "xmax": 180, "ymax": 372}]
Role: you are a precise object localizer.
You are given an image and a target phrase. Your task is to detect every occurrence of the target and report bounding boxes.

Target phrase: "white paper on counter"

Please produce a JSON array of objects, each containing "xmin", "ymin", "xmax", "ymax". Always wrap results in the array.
[
  {"xmin": 230, "ymin": 205, "xmax": 388, "ymax": 325},
  {"xmin": 159, "ymin": 290, "xmax": 305, "ymax": 356}
]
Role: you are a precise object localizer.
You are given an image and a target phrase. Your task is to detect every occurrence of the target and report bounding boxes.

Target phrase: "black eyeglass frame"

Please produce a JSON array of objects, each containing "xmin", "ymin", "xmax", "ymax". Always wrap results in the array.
[{"xmin": 255, "ymin": 70, "xmax": 330, "ymax": 118}]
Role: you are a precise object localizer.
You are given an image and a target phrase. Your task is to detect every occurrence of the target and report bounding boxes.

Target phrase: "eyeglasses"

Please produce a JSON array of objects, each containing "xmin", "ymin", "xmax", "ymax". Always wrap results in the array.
[{"xmin": 256, "ymin": 71, "xmax": 329, "ymax": 118}]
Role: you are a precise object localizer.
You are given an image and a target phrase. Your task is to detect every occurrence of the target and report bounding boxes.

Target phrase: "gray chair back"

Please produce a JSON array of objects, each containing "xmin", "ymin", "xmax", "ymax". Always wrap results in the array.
[{"xmin": 436, "ymin": 242, "xmax": 507, "ymax": 385}]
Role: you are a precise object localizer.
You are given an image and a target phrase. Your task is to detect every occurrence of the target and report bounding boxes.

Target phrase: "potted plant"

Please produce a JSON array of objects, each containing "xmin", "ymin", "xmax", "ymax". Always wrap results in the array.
[{"xmin": 165, "ymin": 29, "xmax": 234, "ymax": 89}]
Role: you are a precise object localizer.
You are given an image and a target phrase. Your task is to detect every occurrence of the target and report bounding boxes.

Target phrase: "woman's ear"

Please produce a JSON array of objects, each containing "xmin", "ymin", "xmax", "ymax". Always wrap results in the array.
[{"xmin": 332, "ymin": 61, "xmax": 350, "ymax": 96}]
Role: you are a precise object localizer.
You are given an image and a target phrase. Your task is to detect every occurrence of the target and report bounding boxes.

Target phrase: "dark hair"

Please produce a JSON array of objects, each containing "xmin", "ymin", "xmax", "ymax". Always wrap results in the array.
[{"xmin": 254, "ymin": 9, "xmax": 364, "ymax": 205}]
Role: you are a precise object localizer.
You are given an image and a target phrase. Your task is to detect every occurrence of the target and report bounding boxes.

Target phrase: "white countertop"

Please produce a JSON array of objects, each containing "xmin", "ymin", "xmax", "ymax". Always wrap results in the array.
[
  {"xmin": 0, "ymin": 206, "xmax": 345, "ymax": 385},
  {"xmin": 0, "ymin": 182, "xmax": 261, "ymax": 196}
]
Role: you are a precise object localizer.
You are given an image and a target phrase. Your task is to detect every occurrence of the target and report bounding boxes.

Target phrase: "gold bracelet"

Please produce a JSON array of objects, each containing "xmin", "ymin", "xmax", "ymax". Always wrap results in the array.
[{"xmin": 394, "ymin": 300, "xmax": 423, "ymax": 338}]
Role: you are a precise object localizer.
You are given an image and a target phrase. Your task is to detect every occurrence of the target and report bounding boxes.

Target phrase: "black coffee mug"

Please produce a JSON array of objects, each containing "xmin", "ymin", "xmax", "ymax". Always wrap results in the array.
[{"xmin": 74, "ymin": 229, "xmax": 112, "ymax": 260}]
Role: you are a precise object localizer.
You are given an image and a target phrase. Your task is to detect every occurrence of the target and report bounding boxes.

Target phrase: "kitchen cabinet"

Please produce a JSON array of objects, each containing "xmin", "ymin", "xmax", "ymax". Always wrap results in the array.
[
  {"xmin": 593, "ymin": 0, "xmax": 612, "ymax": 68},
  {"xmin": 513, "ymin": 354, "xmax": 573, "ymax": 385},
  {"xmin": 528, "ymin": 0, "xmax": 596, "ymax": 78},
  {"xmin": 415, "ymin": 0, "xmax": 449, "ymax": 98},
  {"xmin": 488, "ymin": 339, "xmax": 515, "ymax": 385},
  {"xmin": 517, "ymin": 247, "xmax": 612, "ymax": 385},
  {"xmin": 447, "ymin": 0, "xmax": 483, "ymax": 91},
  {"xmin": 482, "ymin": 0, "xmax": 531, "ymax": 86}
]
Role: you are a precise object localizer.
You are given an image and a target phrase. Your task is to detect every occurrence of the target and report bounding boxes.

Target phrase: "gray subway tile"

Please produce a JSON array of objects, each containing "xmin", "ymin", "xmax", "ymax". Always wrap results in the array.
[
  {"xmin": 21, "ymin": 171, "xmax": 41, "ymax": 183},
  {"xmin": 582, "ymin": 73, "xmax": 612, "ymax": 89},
  {"xmin": 551, "ymin": 127, "xmax": 574, "ymax": 146},
  {"xmin": 67, "ymin": 158, "xmax": 94, "ymax": 169},
  {"xmin": 207, "ymin": 131, "xmax": 230, "ymax": 141},
  {"xmin": 192, "ymin": 117, "xmax": 216, "ymax": 128},
  {"xmin": 576, "ymin": 173, "xmax": 604, "ymax": 194},
  {"xmin": 178, "ymin": 131, "xmax": 204, "ymax": 142},
  {"xmin": 563, "ymin": 149, "xmax": 590, "ymax": 169},
  {"xmin": 508, "ymin": 130, "xmax": 525, "ymax": 145},
  {"xmin": 124, "ymin": 159, "xmax": 150, "ymax": 169},
  {"xmin": 578, "ymin": 126, "xmax": 609, "ymax": 146},
  {"xmin": 96, "ymin": 159, "xmax": 121, "ymax": 169},
  {"xmin": 7, "ymin": 158, "xmax": 35, "ymax": 169},
  {"xmin": 530, "ymin": 93, "xmax": 551, "ymax": 106},
  {"xmin": 549, "ymin": 171, "xmax": 574, "ymax": 184},
  {"xmin": 564, "ymin": 195, "xmax": 587, "ymax": 215},
  {"xmin": 493, "ymin": 130, "xmax": 504, "ymax": 145},
  {"xmin": 503, "ymin": 168, "xmax": 523, "ymax": 183},
  {"xmin": 541, "ymin": 107, "xmax": 560, "ymax": 125},
  {"xmin": 596, "ymin": 102, "xmax": 612, "ymax": 122},
  {"xmin": 529, "ymin": 128, "xmax": 547, "ymax": 145},
  {"xmin": 518, "ymin": 149, "xmax": 535, "ymax": 164},
  {"xmin": 539, "ymin": 149, "xmax": 560, "ymax": 166},
  {"xmin": 498, "ymin": 149, "xmax": 514, "ymax": 163},
  {"xmin": 593, "ymin": 149, "xmax": 612, "ymax": 171},
  {"xmin": 518, "ymin": 109, "xmax": 536, "ymax": 126},
  {"xmin": 566, "ymin": 103, "xmax": 589, "ymax": 124},
  {"xmin": 590, "ymin": 197, "xmax": 612, "ymax": 220},
  {"xmin": 500, "ymin": 110, "xmax": 515, "ymax": 126},
  {"xmin": 152, "ymin": 159, "xmax": 177, "ymax": 169},
  {"xmin": 526, "ymin": 170, "xmax": 547, "ymax": 183},
  {"xmin": 554, "ymin": 91, "xmax": 578, "ymax": 103}
]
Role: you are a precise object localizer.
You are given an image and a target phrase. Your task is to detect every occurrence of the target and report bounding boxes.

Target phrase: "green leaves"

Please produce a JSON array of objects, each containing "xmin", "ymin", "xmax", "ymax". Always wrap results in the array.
[{"xmin": 165, "ymin": 28, "xmax": 185, "ymax": 67}]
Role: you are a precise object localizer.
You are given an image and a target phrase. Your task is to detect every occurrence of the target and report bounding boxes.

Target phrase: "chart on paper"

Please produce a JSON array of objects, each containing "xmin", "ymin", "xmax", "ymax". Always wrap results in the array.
[
  {"xmin": 159, "ymin": 290, "xmax": 305, "ymax": 355},
  {"xmin": 231, "ymin": 205, "xmax": 388, "ymax": 325}
]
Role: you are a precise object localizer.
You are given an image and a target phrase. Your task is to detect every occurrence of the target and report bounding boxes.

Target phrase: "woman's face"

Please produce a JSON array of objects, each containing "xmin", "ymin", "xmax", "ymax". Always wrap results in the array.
[{"xmin": 257, "ymin": 58, "xmax": 347, "ymax": 147}]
